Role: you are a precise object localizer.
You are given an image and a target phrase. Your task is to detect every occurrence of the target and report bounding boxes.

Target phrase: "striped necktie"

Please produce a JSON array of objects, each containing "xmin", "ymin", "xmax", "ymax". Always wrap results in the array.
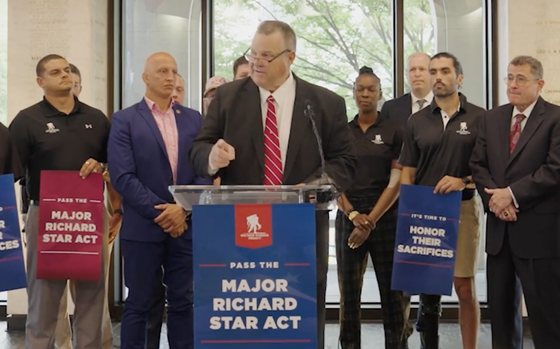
[
  {"xmin": 263, "ymin": 95, "xmax": 283, "ymax": 185},
  {"xmin": 510, "ymin": 113, "xmax": 526, "ymax": 153}
]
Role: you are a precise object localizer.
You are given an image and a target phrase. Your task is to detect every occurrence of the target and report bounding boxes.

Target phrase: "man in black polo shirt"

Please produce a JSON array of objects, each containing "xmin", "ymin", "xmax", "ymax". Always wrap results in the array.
[
  {"xmin": 399, "ymin": 52, "xmax": 485, "ymax": 349},
  {"xmin": 0, "ymin": 122, "xmax": 23, "ymax": 180},
  {"xmin": 9, "ymin": 54, "xmax": 113, "ymax": 349}
]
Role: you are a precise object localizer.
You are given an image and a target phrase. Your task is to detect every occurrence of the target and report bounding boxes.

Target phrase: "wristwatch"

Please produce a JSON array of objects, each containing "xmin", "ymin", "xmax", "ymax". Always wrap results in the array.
[
  {"xmin": 462, "ymin": 177, "xmax": 473, "ymax": 186},
  {"xmin": 113, "ymin": 209, "xmax": 123, "ymax": 215},
  {"xmin": 346, "ymin": 210, "xmax": 359, "ymax": 221}
]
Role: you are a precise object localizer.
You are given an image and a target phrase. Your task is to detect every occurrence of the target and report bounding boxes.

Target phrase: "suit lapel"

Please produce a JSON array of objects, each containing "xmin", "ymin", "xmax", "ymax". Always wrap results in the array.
[
  {"xmin": 508, "ymin": 97, "xmax": 546, "ymax": 166},
  {"xmin": 499, "ymin": 106, "xmax": 514, "ymax": 168},
  {"xmin": 284, "ymin": 77, "xmax": 310, "ymax": 182},
  {"xmin": 174, "ymin": 106, "xmax": 187, "ymax": 179},
  {"xmin": 138, "ymin": 99, "xmax": 168, "ymax": 159},
  {"xmin": 244, "ymin": 80, "xmax": 265, "ymax": 172},
  {"xmin": 405, "ymin": 93, "xmax": 412, "ymax": 115}
]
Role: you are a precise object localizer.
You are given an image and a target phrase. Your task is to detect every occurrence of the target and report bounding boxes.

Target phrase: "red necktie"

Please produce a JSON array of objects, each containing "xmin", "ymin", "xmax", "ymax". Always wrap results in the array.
[
  {"xmin": 263, "ymin": 95, "xmax": 283, "ymax": 185},
  {"xmin": 510, "ymin": 113, "xmax": 526, "ymax": 153}
]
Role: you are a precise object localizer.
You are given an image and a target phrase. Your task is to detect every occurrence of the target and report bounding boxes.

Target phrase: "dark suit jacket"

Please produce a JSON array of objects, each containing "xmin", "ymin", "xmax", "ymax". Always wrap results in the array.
[
  {"xmin": 380, "ymin": 93, "xmax": 412, "ymax": 125},
  {"xmin": 0, "ymin": 122, "xmax": 23, "ymax": 180},
  {"xmin": 470, "ymin": 97, "xmax": 560, "ymax": 259},
  {"xmin": 108, "ymin": 99, "xmax": 211, "ymax": 243},
  {"xmin": 189, "ymin": 75, "xmax": 356, "ymax": 191}
]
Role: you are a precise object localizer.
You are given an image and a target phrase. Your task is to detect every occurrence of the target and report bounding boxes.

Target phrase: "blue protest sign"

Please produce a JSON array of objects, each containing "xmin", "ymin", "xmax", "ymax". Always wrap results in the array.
[
  {"xmin": 0, "ymin": 174, "xmax": 27, "ymax": 292},
  {"xmin": 391, "ymin": 184, "xmax": 461, "ymax": 296},
  {"xmin": 193, "ymin": 203, "xmax": 317, "ymax": 349}
]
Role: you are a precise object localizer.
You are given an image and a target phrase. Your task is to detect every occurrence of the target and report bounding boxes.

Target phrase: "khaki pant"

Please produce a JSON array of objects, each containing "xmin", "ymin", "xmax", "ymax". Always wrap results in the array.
[
  {"xmin": 454, "ymin": 195, "xmax": 482, "ymax": 278},
  {"xmin": 25, "ymin": 205, "xmax": 109, "ymax": 349},
  {"xmin": 54, "ymin": 241, "xmax": 114, "ymax": 349}
]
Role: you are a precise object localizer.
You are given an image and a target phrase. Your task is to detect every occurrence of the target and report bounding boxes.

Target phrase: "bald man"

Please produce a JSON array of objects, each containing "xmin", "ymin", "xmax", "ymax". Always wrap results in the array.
[
  {"xmin": 108, "ymin": 52, "xmax": 211, "ymax": 349},
  {"xmin": 381, "ymin": 52, "xmax": 433, "ymax": 125}
]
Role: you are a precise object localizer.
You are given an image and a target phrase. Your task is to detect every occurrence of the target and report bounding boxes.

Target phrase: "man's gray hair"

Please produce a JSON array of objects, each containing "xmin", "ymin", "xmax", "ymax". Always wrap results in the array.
[
  {"xmin": 510, "ymin": 55, "xmax": 544, "ymax": 79},
  {"xmin": 256, "ymin": 20, "xmax": 297, "ymax": 52}
]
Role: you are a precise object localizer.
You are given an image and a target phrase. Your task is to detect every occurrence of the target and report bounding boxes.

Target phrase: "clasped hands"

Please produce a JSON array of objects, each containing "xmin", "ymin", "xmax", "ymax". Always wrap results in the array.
[
  {"xmin": 348, "ymin": 213, "xmax": 376, "ymax": 250},
  {"xmin": 154, "ymin": 204, "xmax": 188, "ymax": 238},
  {"xmin": 484, "ymin": 187, "xmax": 518, "ymax": 222}
]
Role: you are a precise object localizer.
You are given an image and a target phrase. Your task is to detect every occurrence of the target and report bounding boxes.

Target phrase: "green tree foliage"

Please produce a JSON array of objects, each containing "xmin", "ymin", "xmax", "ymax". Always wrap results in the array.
[{"xmin": 213, "ymin": 0, "xmax": 434, "ymax": 118}]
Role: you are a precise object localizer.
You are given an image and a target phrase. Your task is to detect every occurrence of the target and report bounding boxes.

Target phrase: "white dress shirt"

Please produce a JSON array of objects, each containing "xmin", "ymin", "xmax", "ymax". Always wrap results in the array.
[
  {"xmin": 258, "ymin": 72, "xmax": 296, "ymax": 169},
  {"xmin": 208, "ymin": 73, "xmax": 296, "ymax": 174},
  {"xmin": 411, "ymin": 90, "xmax": 434, "ymax": 114},
  {"xmin": 509, "ymin": 99, "xmax": 538, "ymax": 208}
]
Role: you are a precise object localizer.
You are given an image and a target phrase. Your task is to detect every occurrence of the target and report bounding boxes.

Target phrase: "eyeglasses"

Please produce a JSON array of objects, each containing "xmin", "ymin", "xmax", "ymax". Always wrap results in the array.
[
  {"xmin": 244, "ymin": 48, "xmax": 291, "ymax": 65},
  {"xmin": 504, "ymin": 75, "xmax": 539, "ymax": 86}
]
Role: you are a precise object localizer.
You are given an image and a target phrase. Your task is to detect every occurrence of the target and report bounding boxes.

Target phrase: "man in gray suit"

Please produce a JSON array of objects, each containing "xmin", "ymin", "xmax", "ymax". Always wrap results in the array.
[{"xmin": 190, "ymin": 20, "xmax": 356, "ymax": 349}]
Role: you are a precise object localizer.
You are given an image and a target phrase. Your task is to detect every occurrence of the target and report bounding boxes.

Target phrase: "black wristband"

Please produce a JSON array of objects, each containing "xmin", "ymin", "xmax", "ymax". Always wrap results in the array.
[{"xmin": 113, "ymin": 209, "xmax": 123, "ymax": 215}]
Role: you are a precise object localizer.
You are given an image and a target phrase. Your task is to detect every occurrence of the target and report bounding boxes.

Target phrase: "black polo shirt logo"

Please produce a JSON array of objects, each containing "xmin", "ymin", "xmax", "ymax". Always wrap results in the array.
[
  {"xmin": 45, "ymin": 122, "xmax": 60, "ymax": 134},
  {"xmin": 371, "ymin": 134, "xmax": 384, "ymax": 145},
  {"xmin": 85, "ymin": 124, "xmax": 93, "ymax": 129},
  {"xmin": 456, "ymin": 121, "xmax": 471, "ymax": 135}
]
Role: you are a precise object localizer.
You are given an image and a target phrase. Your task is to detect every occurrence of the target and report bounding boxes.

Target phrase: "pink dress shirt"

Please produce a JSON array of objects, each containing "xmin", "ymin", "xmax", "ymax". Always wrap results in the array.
[{"xmin": 144, "ymin": 96, "xmax": 179, "ymax": 184}]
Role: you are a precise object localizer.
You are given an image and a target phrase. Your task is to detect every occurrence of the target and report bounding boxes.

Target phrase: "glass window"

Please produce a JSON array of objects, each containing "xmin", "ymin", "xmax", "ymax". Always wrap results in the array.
[
  {"xmin": 121, "ymin": 0, "xmax": 202, "ymax": 111},
  {"xmin": 213, "ymin": 0, "xmax": 394, "ymax": 120},
  {"xmin": 403, "ymin": 0, "xmax": 488, "ymax": 107}
]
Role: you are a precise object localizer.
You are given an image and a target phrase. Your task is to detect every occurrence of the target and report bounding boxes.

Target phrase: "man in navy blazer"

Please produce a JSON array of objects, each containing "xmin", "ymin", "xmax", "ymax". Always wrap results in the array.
[{"xmin": 108, "ymin": 52, "xmax": 210, "ymax": 349}]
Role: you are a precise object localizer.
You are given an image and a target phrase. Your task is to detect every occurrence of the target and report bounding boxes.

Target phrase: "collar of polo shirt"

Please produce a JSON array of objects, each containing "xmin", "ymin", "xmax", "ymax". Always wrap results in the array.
[
  {"xmin": 429, "ymin": 92, "xmax": 468, "ymax": 115},
  {"xmin": 41, "ymin": 96, "xmax": 81, "ymax": 117}
]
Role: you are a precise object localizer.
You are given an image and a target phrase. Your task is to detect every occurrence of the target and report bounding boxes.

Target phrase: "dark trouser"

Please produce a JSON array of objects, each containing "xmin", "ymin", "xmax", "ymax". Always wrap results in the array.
[
  {"xmin": 335, "ymin": 197, "xmax": 409, "ymax": 349},
  {"xmin": 415, "ymin": 294, "xmax": 441, "ymax": 349},
  {"xmin": 316, "ymin": 212, "xmax": 330, "ymax": 349},
  {"xmin": 121, "ymin": 234, "xmax": 193, "ymax": 349},
  {"xmin": 145, "ymin": 277, "xmax": 166, "ymax": 349},
  {"xmin": 488, "ymin": 233, "xmax": 560, "ymax": 349}
]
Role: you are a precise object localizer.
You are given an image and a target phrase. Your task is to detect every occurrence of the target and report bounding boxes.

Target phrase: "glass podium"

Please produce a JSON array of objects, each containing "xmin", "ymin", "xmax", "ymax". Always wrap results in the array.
[
  {"xmin": 168, "ymin": 185, "xmax": 336, "ymax": 347},
  {"xmin": 169, "ymin": 185, "xmax": 337, "ymax": 210}
]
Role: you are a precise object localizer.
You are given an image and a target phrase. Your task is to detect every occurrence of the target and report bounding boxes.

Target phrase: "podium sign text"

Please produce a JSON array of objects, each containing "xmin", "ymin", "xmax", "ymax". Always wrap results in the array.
[{"xmin": 193, "ymin": 203, "xmax": 317, "ymax": 348}]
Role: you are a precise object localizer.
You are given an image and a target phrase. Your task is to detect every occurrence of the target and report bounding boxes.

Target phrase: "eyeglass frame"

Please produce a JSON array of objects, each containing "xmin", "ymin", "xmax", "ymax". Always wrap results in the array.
[
  {"xmin": 243, "ymin": 47, "xmax": 292, "ymax": 65},
  {"xmin": 503, "ymin": 75, "xmax": 540, "ymax": 86}
]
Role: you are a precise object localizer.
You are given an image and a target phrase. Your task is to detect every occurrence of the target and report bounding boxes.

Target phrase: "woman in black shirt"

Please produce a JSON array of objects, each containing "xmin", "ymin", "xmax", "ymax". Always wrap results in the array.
[{"xmin": 336, "ymin": 66, "xmax": 409, "ymax": 349}]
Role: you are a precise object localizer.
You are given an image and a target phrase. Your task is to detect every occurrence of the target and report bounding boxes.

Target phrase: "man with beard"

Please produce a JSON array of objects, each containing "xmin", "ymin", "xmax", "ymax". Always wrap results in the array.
[{"xmin": 398, "ymin": 52, "xmax": 485, "ymax": 349}]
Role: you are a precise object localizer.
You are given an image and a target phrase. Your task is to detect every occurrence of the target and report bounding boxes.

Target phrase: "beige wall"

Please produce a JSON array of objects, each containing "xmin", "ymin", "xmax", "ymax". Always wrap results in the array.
[
  {"xmin": 7, "ymin": 0, "xmax": 108, "ymax": 124},
  {"xmin": 498, "ymin": 0, "xmax": 560, "ymax": 106}
]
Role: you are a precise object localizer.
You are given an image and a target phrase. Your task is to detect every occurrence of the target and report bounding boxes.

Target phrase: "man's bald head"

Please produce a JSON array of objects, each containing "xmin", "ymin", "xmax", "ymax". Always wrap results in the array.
[
  {"xmin": 406, "ymin": 52, "xmax": 431, "ymax": 98},
  {"xmin": 142, "ymin": 52, "xmax": 178, "ymax": 100},
  {"xmin": 144, "ymin": 52, "xmax": 176, "ymax": 72},
  {"xmin": 407, "ymin": 52, "xmax": 430, "ymax": 67}
]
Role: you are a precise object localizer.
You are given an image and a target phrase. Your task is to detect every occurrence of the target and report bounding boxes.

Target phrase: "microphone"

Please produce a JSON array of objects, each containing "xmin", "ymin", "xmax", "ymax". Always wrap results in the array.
[{"xmin": 303, "ymin": 99, "xmax": 340, "ymax": 200}]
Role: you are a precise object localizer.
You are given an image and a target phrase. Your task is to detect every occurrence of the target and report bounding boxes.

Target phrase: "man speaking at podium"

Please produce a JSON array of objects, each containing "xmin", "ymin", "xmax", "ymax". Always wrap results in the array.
[{"xmin": 190, "ymin": 20, "xmax": 356, "ymax": 349}]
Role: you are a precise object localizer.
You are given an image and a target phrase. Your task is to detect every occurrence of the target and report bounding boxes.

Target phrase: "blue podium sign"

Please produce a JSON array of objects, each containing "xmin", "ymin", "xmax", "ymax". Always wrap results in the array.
[
  {"xmin": 192, "ymin": 203, "xmax": 317, "ymax": 348},
  {"xmin": 391, "ymin": 185, "xmax": 461, "ymax": 296},
  {"xmin": 0, "ymin": 174, "xmax": 27, "ymax": 292}
]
